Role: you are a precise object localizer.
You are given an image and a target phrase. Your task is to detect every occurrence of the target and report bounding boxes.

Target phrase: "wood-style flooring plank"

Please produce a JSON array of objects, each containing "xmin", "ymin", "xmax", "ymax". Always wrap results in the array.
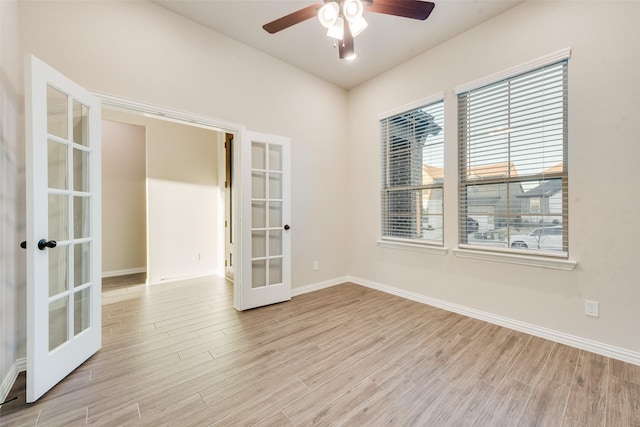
[
  {"xmin": 60, "ymin": 352, "xmax": 214, "ymax": 419},
  {"xmin": 563, "ymin": 351, "xmax": 608, "ymax": 426},
  {"xmin": 138, "ymin": 392, "xmax": 205, "ymax": 424},
  {"xmin": 390, "ymin": 375, "xmax": 450, "ymax": 425},
  {"xmin": 541, "ymin": 342, "xmax": 581, "ymax": 386},
  {"xmin": 211, "ymin": 379, "xmax": 309, "ymax": 426},
  {"xmin": 86, "ymin": 401, "xmax": 140, "ymax": 426},
  {"xmin": 517, "ymin": 377, "xmax": 570, "ymax": 426},
  {"xmin": 1, "ymin": 274, "xmax": 639, "ymax": 427},
  {"xmin": 295, "ymin": 378, "xmax": 383, "ymax": 426},
  {"xmin": 606, "ymin": 373, "xmax": 640, "ymax": 426},
  {"xmin": 198, "ymin": 353, "xmax": 313, "ymax": 408},
  {"xmin": 473, "ymin": 378, "xmax": 533, "ymax": 426},
  {"xmin": 281, "ymin": 362, "xmax": 374, "ymax": 425},
  {"xmin": 366, "ymin": 333, "xmax": 445, "ymax": 389},
  {"xmin": 298, "ymin": 334, "xmax": 386, "ymax": 388},
  {"xmin": 474, "ymin": 329, "xmax": 529, "ymax": 386},
  {"xmin": 252, "ymin": 410, "xmax": 295, "ymax": 427},
  {"xmin": 506, "ymin": 336, "xmax": 554, "ymax": 386},
  {"xmin": 30, "ymin": 402, "xmax": 86, "ymax": 426},
  {"xmin": 421, "ymin": 376, "xmax": 494, "ymax": 426},
  {"xmin": 610, "ymin": 357, "xmax": 640, "ymax": 385},
  {"xmin": 342, "ymin": 376, "xmax": 419, "ymax": 426}
]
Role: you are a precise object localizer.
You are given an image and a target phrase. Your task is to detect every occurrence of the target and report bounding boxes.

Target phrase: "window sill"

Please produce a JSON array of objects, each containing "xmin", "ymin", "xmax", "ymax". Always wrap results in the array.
[
  {"xmin": 453, "ymin": 247, "xmax": 577, "ymax": 271},
  {"xmin": 377, "ymin": 239, "xmax": 448, "ymax": 255}
]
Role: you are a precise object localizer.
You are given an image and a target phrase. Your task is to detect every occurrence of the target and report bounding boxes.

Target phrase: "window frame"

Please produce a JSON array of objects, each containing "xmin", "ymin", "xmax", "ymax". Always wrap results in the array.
[
  {"xmin": 454, "ymin": 49, "xmax": 575, "ymax": 267},
  {"xmin": 378, "ymin": 93, "xmax": 446, "ymax": 250}
]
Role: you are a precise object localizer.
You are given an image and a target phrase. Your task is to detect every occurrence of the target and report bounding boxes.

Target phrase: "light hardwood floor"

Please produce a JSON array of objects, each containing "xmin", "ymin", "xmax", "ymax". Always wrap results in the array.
[{"xmin": 1, "ymin": 275, "xmax": 639, "ymax": 426}]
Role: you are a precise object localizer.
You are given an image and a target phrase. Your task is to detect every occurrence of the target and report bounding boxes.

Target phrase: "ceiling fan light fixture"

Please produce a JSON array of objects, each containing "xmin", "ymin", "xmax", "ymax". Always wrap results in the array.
[
  {"xmin": 348, "ymin": 15, "xmax": 368, "ymax": 37},
  {"xmin": 343, "ymin": 0, "xmax": 364, "ymax": 22},
  {"xmin": 318, "ymin": 2, "xmax": 340, "ymax": 28},
  {"xmin": 263, "ymin": 0, "xmax": 436, "ymax": 61},
  {"xmin": 327, "ymin": 16, "xmax": 345, "ymax": 40}
]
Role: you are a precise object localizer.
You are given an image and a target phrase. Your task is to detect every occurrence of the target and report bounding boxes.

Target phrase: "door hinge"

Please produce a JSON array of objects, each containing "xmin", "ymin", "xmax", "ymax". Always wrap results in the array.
[{"xmin": 225, "ymin": 220, "xmax": 228, "ymax": 227}]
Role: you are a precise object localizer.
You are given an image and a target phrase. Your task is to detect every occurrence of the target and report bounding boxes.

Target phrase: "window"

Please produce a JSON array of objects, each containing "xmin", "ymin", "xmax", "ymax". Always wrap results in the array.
[
  {"xmin": 529, "ymin": 197, "xmax": 541, "ymax": 214},
  {"xmin": 458, "ymin": 59, "xmax": 568, "ymax": 255},
  {"xmin": 380, "ymin": 98, "xmax": 444, "ymax": 244}
]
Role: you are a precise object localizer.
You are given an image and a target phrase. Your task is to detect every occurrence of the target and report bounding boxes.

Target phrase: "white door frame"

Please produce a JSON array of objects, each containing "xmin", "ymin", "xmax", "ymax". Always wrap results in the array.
[{"xmin": 95, "ymin": 93, "xmax": 251, "ymax": 310}]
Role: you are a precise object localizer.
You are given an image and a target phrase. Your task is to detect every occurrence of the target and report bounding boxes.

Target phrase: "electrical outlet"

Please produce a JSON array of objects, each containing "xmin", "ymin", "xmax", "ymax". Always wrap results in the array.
[
  {"xmin": 584, "ymin": 300, "xmax": 599, "ymax": 317},
  {"xmin": 313, "ymin": 261, "xmax": 319, "ymax": 271}
]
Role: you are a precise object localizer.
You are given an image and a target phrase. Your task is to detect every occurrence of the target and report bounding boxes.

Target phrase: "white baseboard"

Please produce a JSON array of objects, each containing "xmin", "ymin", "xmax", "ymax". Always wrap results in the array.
[
  {"xmin": 102, "ymin": 267, "xmax": 146, "ymax": 278},
  {"xmin": 345, "ymin": 275, "xmax": 640, "ymax": 367},
  {"xmin": 1, "ymin": 358, "xmax": 26, "ymax": 407},
  {"xmin": 148, "ymin": 272, "xmax": 221, "ymax": 286},
  {"xmin": 291, "ymin": 276, "xmax": 349, "ymax": 296}
]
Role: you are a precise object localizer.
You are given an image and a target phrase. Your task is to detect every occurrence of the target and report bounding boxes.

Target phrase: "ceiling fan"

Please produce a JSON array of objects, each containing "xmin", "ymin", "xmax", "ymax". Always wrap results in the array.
[{"xmin": 263, "ymin": 0, "xmax": 435, "ymax": 60}]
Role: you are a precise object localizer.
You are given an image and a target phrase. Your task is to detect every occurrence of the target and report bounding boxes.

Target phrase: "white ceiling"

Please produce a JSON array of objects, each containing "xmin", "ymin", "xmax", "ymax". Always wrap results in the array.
[{"xmin": 154, "ymin": 0, "xmax": 524, "ymax": 89}]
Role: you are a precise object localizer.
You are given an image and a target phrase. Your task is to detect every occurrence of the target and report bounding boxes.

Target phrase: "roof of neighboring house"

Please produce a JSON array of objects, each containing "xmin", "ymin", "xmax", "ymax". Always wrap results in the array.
[
  {"xmin": 467, "ymin": 196, "xmax": 502, "ymax": 206},
  {"xmin": 423, "ymin": 164, "xmax": 444, "ymax": 184},
  {"xmin": 543, "ymin": 162, "xmax": 564, "ymax": 174},
  {"xmin": 423, "ymin": 162, "xmax": 519, "ymax": 184},
  {"xmin": 467, "ymin": 162, "xmax": 519, "ymax": 179},
  {"xmin": 518, "ymin": 179, "xmax": 563, "ymax": 198}
]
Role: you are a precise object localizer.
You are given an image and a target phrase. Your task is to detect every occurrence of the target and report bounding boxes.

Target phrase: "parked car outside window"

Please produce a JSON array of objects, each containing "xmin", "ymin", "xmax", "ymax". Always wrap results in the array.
[{"xmin": 509, "ymin": 225, "xmax": 563, "ymax": 251}]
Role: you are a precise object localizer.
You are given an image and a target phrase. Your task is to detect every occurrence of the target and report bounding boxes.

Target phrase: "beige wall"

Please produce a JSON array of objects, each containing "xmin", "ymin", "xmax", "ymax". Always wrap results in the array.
[
  {"xmin": 0, "ymin": 0, "xmax": 23, "ymax": 398},
  {"xmin": 17, "ymin": 0, "xmax": 350, "ymax": 290},
  {"xmin": 102, "ymin": 111, "xmax": 222, "ymax": 284},
  {"xmin": 101, "ymin": 120, "xmax": 146, "ymax": 275},
  {"xmin": 145, "ymin": 118, "xmax": 220, "ymax": 283},
  {"xmin": 347, "ymin": 1, "xmax": 640, "ymax": 354}
]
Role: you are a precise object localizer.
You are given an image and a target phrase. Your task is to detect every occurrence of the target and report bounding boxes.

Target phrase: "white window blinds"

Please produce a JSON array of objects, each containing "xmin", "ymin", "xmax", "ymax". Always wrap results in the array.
[
  {"xmin": 381, "ymin": 99, "xmax": 444, "ymax": 243},
  {"xmin": 458, "ymin": 60, "xmax": 568, "ymax": 255}
]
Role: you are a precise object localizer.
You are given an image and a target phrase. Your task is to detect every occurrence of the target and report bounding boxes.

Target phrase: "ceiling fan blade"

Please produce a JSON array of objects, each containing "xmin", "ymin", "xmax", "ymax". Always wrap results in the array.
[
  {"xmin": 365, "ymin": 0, "xmax": 435, "ymax": 20},
  {"xmin": 263, "ymin": 4, "xmax": 322, "ymax": 34},
  {"xmin": 339, "ymin": 23, "xmax": 355, "ymax": 59}
]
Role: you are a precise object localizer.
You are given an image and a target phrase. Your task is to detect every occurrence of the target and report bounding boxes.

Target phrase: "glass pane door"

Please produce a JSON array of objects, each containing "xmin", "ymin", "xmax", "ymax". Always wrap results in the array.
[
  {"xmin": 26, "ymin": 55, "xmax": 101, "ymax": 403},
  {"xmin": 251, "ymin": 142, "xmax": 284, "ymax": 288},
  {"xmin": 237, "ymin": 131, "xmax": 290, "ymax": 310},
  {"xmin": 46, "ymin": 85, "xmax": 93, "ymax": 351}
]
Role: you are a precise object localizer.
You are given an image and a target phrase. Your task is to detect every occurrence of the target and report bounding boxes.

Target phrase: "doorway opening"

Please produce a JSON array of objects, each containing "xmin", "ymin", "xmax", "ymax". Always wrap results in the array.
[{"xmin": 99, "ymin": 101, "xmax": 238, "ymax": 287}]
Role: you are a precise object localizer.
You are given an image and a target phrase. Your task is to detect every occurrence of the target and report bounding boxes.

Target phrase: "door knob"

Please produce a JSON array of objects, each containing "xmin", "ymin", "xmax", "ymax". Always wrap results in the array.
[
  {"xmin": 38, "ymin": 239, "xmax": 57, "ymax": 250},
  {"xmin": 20, "ymin": 241, "xmax": 27, "ymax": 249},
  {"xmin": 284, "ymin": 224, "xmax": 291, "ymax": 231}
]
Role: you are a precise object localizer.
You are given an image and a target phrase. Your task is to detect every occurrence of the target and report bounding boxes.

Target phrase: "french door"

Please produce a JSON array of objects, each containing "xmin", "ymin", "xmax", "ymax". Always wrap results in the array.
[
  {"xmin": 236, "ymin": 131, "xmax": 291, "ymax": 310},
  {"xmin": 25, "ymin": 55, "xmax": 102, "ymax": 402}
]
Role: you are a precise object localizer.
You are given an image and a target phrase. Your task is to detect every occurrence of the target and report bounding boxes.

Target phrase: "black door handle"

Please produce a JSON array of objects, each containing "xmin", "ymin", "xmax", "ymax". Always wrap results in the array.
[
  {"xmin": 38, "ymin": 239, "xmax": 57, "ymax": 250},
  {"xmin": 20, "ymin": 241, "xmax": 27, "ymax": 249},
  {"xmin": 284, "ymin": 224, "xmax": 290, "ymax": 231}
]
